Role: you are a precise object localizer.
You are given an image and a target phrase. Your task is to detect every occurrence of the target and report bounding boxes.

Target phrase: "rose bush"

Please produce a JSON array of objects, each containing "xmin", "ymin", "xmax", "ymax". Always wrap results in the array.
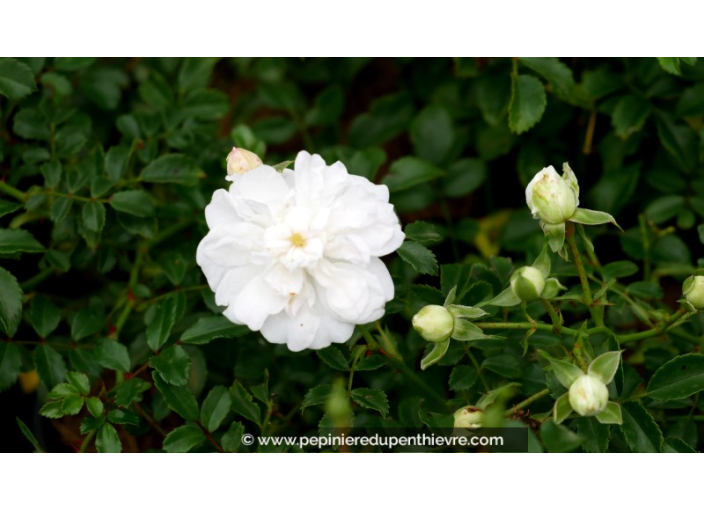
[{"xmin": 1, "ymin": 57, "xmax": 703, "ymax": 453}]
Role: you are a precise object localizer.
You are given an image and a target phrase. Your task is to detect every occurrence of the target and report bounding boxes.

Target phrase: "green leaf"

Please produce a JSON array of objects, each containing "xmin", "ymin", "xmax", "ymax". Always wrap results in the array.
[
  {"xmin": 86, "ymin": 397, "xmax": 104, "ymax": 418},
  {"xmin": 163, "ymin": 424, "xmax": 206, "ymax": 453},
  {"xmin": 0, "ymin": 199, "xmax": 21, "ymax": 218},
  {"xmin": 230, "ymin": 381, "xmax": 261, "ymax": 425},
  {"xmin": 657, "ymin": 57, "xmax": 696, "ymax": 76},
  {"xmin": 39, "ymin": 400, "xmax": 65, "ymax": 418},
  {"xmin": 50, "ymin": 197, "xmax": 72, "ymax": 223},
  {"xmin": 0, "ymin": 228, "xmax": 44, "ymax": 255},
  {"xmin": 645, "ymin": 195, "xmax": 685, "ymax": 224},
  {"xmin": 54, "ymin": 57, "xmax": 96, "ymax": 71},
  {"xmin": 482, "ymin": 354, "xmax": 523, "ymax": 378},
  {"xmin": 571, "ymin": 208, "xmax": 620, "ymax": 229},
  {"xmin": 301, "ymin": 384, "xmax": 332, "ymax": 410},
  {"xmin": 141, "ymin": 154, "xmax": 201, "ymax": 186},
  {"xmin": 34, "ymin": 344, "xmax": 67, "ymax": 389},
  {"xmin": 0, "ymin": 58, "xmax": 37, "ymax": 101},
  {"xmin": 109, "ymin": 190, "xmax": 155, "ymax": 217},
  {"xmin": 452, "ymin": 319, "xmax": 498, "ymax": 341},
  {"xmin": 662, "ymin": 436, "xmax": 697, "ymax": 453},
  {"xmin": 476, "ymin": 382, "xmax": 521, "ymax": 410},
  {"xmin": 405, "ymin": 221, "xmax": 444, "ymax": 246},
  {"xmin": 646, "ymin": 353, "xmax": 704, "ymax": 401},
  {"xmin": 612, "ymin": 95, "xmax": 651, "ymax": 138},
  {"xmin": 442, "ymin": 158, "xmax": 487, "ymax": 198},
  {"xmin": 104, "ymin": 146, "xmax": 130, "ymax": 181},
  {"xmin": 149, "ymin": 345, "xmax": 191, "ymax": 386},
  {"xmin": 200, "ymin": 385, "xmax": 232, "ymax": 432},
  {"xmin": 153, "ymin": 372, "xmax": 199, "ymax": 421},
  {"xmin": 146, "ymin": 296, "xmax": 177, "ymax": 351},
  {"xmin": 595, "ymin": 402, "xmax": 623, "ymax": 425},
  {"xmin": 81, "ymin": 201, "xmax": 106, "ymax": 233},
  {"xmin": 221, "ymin": 421, "xmax": 245, "ymax": 452},
  {"xmin": 553, "ymin": 393, "xmax": 572, "ymax": 424},
  {"xmin": 114, "ymin": 378, "xmax": 150, "ymax": 408},
  {"xmin": 540, "ymin": 420, "xmax": 583, "ymax": 453},
  {"xmin": 316, "ymin": 346, "xmax": 349, "ymax": 371},
  {"xmin": 94, "ymin": 338, "xmax": 131, "ymax": 372},
  {"xmin": 448, "ymin": 365, "xmax": 478, "ymax": 392},
  {"xmin": 520, "ymin": 57, "xmax": 577, "ymax": 101},
  {"xmin": 0, "ymin": 267, "xmax": 22, "ymax": 336},
  {"xmin": 0, "ymin": 342, "xmax": 22, "ymax": 391},
  {"xmin": 508, "ymin": 74, "xmax": 546, "ymax": 134},
  {"xmin": 67, "ymin": 372, "xmax": 90, "ymax": 395},
  {"xmin": 16, "ymin": 417, "xmax": 44, "ymax": 452},
  {"xmin": 382, "ymin": 157, "xmax": 445, "ymax": 192},
  {"xmin": 27, "ymin": 296, "xmax": 61, "ymax": 338},
  {"xmin": 180, "ymin": 316, "xmax": 249, "ymax": 345},
  {"xmin": 354, "ymin": 354, "xmax": 386, "ymax": 371},
  {"xmin": 620, "ymin": 401, "xmax": 663, "ymax": 453},
  {"xmin": 60, "ymin": 394, "xmax": 85, "ymax": 415},
  {"xmin": 576, "ymin": 418, "xmax": 610, "ymax": 453},
  {"xmin": 177, "ymin": 57, "xmax": 219, "ymax": 92},
  {"xmin": 410, "ymin": 105, "xmax": 454, "ymax": 164},
  {"xmin": 588, "ymin": 351, "xmax": 622, "ymax": 385},
  {"xmin": 601, "ymin": 261, "xmax": 638, "ymax": 281},
  {"xmin": 420, "ymin": 339, "xmax": 450, "ymax": 370},
  {"xmin": 96, "ymin": 423, "xmax": 122, "ymax": 453},
  {"xmin": 70, "ymin": 306, "xmax": 104, "ymax": 341},
  {"xmin": 397, "ymin": 240, "xmax": 438, "ymax": 275},
  {"xmin": 350, "ymin": 388, "xmax": 389, "ymax": 418}
]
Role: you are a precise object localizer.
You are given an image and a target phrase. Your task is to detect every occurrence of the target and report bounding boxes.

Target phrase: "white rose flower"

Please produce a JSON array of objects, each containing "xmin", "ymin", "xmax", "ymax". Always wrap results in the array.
[{"xmin": 196, "ymin": 151, "xmax": 405, "ymax": 352}]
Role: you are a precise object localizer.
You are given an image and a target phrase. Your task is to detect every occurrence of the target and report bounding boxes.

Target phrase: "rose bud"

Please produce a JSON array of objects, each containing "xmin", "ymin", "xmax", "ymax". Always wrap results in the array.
[
  {"xmin": 510, "ymin": 266, "xmax": 546, "ymax": 302},
  {"xmin": 412, "ymin": 305, "xmax": 454, "ymax": 343},
  {"xmin": 568, "ymin": 374, "xmax": 609, "ymax": 417},
  {"xmin": 226, "ymin": 147, "xmax": 263, "ymax": 175}
]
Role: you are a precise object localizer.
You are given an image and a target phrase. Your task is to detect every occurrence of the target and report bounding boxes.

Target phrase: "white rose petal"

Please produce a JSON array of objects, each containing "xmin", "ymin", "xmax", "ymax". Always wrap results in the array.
[{"xmin": 197, "ymin": 151, "xmax": 405, "ymax": 351}]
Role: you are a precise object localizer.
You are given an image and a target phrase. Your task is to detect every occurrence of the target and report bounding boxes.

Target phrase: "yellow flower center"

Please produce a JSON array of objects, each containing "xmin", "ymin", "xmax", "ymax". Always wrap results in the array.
[{"xmin": 289, "ymin": 232, "xmax": 306, "ymax": 248}]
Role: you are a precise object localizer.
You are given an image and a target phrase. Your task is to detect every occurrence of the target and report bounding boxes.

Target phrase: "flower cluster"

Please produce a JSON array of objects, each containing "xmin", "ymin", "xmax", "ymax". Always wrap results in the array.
[{"xmin": 197, "ymin": 150, "xmax": 404, "ymax": 351}]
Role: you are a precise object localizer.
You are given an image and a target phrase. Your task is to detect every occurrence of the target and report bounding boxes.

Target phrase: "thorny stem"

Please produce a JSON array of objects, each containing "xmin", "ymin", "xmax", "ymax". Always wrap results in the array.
[
  {"xmin": 132, "ymin": 402, "xmax": 167, "ymax": 438},
  {"xmin": 565, "ymin": 222, "xmax": 604, "ymax": 327},
  {"xmin": 0, "ymin": 180, "xmax": 27, "ymax": 202},
  {"xmin": 506, "ymin": 388, "xmax": 550, "ymax": 415},
  {"xmin": 541, "ymin": 299, "xmax": 562, "ymax": 333}
]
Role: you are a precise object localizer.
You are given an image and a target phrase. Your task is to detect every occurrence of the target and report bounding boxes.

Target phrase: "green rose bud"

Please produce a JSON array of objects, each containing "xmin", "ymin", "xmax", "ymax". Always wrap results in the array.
[
  {"xmin": 412, "ymin": 305, "xmax": 454, "ymax": 342},
  {"xmin": 525, "ymin": 165, "xmax": 579, "ymax": 225},
  {"xmin": 510, "ymin": 266, "xmax": 546, "ymax": 302},
  {"xmin": 568, "ymin": 374, "xmax": 609, "ymax": 417},
  {"xmin": 683, "ymin": 275, "xmax": 704, "ymax": 310},
  {"xmin": 453, "ymin": 406, "xmax": 483, "ymax": 429}
]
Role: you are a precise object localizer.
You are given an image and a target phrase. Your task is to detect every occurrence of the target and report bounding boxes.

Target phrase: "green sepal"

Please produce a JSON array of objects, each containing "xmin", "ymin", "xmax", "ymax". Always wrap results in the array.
[
  {"xmin": 451, "ymin": 318, "xmax": 503, "ymax": 341},
  {"xmin": 532, "ymin": 242, "xmax": 551, "ymax": 278},
  {"xmin": 595, "ymin": 402, "xmax": 622, "ymax": 425},
  {"xmin": 588, "ymin": 351, "xmax": 622, "ymax": 385},
  {"xmin": 420, "ymin": 339, "xmax": 450, "ymax": 371},
  {"xmin": 446, "ymin": 304, "xmax": 488, "ymax": 320},
  {"xmin": 540, "ymin": 351, "xmax": 584, "ymax": 388},
  {"xmin": 478, "ymin": 286, "xmax": 521, "ymax": 307},
  {"xmin": 540, "ymin": 278, "xmax": 566, "ymax": 300},
  {"xmin": 553, "ymin": 393, "xmax": 573, "ymax": 424},
  {"xmin": 542, "ymin": 221, "xmax": 566, "ymax": 254},
  {"xmin": 571, "ymin": 208, "xmax": 621, "ymax": 231}
]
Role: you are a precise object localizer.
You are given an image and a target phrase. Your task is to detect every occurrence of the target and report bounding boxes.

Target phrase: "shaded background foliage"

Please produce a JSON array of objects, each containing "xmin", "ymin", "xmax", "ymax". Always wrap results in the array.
[{"xmin": 1, "ymin": 57, "xmax": 703, "ymax": 452}]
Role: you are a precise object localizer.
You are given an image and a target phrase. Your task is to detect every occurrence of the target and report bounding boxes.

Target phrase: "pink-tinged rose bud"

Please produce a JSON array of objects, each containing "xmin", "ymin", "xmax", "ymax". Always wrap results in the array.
[{"xmin": 226, "ymin": 147, "xmax": 263, "ymax": 175}]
